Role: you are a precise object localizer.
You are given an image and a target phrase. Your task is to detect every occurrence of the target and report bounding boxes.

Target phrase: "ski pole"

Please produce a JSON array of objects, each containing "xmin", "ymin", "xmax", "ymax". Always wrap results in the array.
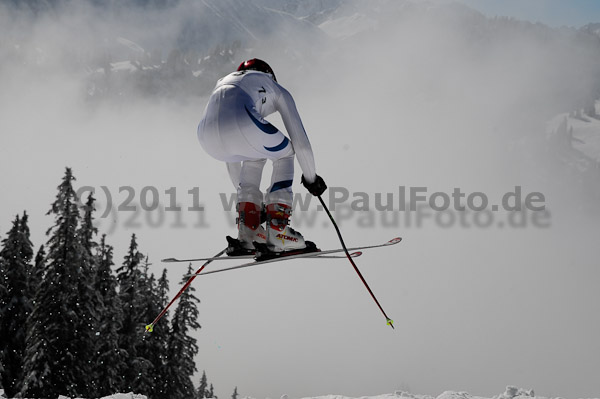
[
  {"xmin": 145, "ymin": 248, "xmax": 227, "ymax": 333},
  {"xmin": 317, "ymin": 195, "xmax": 394, "ymax": 329}
]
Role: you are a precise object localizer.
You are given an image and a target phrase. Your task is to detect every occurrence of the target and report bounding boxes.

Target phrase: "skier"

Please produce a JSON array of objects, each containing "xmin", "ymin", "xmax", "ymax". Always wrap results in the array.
[{"xmin": 197, "ymin": 58, "xmax": 327, "ymax": 256}]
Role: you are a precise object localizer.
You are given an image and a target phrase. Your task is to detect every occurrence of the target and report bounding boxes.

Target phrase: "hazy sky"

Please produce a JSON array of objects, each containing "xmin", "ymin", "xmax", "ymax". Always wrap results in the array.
[{"xmin": 1, "ymin": 1, "xmax": 600, "ymax": 399}]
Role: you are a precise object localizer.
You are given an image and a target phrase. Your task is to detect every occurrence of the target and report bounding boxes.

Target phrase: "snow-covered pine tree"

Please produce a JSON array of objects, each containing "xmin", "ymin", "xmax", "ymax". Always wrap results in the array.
[
  {"xmin": 209, "ymin": 383, "xmax": 216, "ymax": 399},
  {"xmin": 95, "ymin": 234, "xmax": 127, "ymax": 396},
  {"xmin": 116, "ymin": 234, "xmax": 152, "ymax": 393},
  {"xmin": 164, "ymin": 264, "xmax": 201, "ymax": 399},
  {"xmin": 75, "ymin": 192, "xmax": 103, "ymax": 397},
  {"xmin": 29, "ymin": 244, "xmax": 46, "ymax": 293},
  {"xmin": 0, "ymin": 212, "xmax": 34, "ymax": 397},
  {"xmin": 20, "ymin": 168, "xmax": 96, "ymax": 398},
  {"xmin": 134, "ymin": 264, "xmax": 160, "ymax": 396},
  {"xmin": 80, "ymin": 193, "xmax": 98, "ymax": 255},
  {"xmin": 149, "ymin": 269, "xmax": 172, "ymax": 399},
  {"xmin": 232, "ymin": 386, "xmax": 239, "ymax": 399}
]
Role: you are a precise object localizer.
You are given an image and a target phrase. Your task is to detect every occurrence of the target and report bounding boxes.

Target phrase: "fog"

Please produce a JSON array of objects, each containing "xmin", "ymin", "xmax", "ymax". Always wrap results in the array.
[{"xmin": 1, "ymin": 1, "xmax": 599, "ymax": 398}]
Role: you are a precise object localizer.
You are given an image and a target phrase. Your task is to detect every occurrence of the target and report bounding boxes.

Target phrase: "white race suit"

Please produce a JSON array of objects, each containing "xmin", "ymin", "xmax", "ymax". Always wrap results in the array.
[{"xmin": 197, "ymin": 70, "xmax": 317, "ymax": 207}]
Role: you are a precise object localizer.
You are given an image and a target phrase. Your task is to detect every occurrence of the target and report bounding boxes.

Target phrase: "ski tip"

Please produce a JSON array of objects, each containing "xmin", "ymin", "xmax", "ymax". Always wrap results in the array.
[
  {"xmin": 350, "ymin": 251, "xmax": 363, "ymax": 257},
  {"xmin": 387, "ymin": 237, "xmax": 402, "ymax": 245},
  {"xmin": 387, "ymin": 318, "xmax": 395, "ymax": 329},
  {"xmin": 145, "ymin": 324, "xmax": 154, "ymax": 333},
  {"xmin": 161, "ymin": 257, "xmax": 179, "ymax": 263}
]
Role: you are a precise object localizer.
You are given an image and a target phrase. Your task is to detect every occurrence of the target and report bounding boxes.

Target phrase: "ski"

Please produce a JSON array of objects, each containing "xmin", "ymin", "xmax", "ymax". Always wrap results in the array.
[
  {"xmin": 162, "ymin": 254, "xmax": 254, "ymax": 262},
  {"xmin": 163, "ymin": 237, "xmax": 401, "ymax": 264},
  {"xmin": 163, "ymin": 251, "xmax": 354, "ymax": 263},
  {"xmin": 182, "ymin": 237, "xmax": 401, "ymax": 277}
]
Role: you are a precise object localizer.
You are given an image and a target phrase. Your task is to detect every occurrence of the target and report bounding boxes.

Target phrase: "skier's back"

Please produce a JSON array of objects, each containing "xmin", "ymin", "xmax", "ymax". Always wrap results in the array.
[{"xmin": 198, "ymin": 58, "xmax": 327, "ymax": 256}]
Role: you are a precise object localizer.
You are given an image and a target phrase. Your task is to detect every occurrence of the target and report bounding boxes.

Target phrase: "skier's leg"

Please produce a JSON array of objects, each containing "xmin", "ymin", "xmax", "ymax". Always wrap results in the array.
[
  {"xmin": 264, "ymin": 153, "xmax": 311, "ymax": 252},
  {"xmin": 232, "ymin": 159, "xmax": 267, "ymax": 253},
  {"xmin": 238, "ymin": 158, "xmax": 266, "ymax": 204},
  {"xmin": 265, "ymin": 154, "xmax": 294, "ymax": 206},
  {"xmin": 226, "ymin": 162, "xmax": 242, "ymax": 190}
]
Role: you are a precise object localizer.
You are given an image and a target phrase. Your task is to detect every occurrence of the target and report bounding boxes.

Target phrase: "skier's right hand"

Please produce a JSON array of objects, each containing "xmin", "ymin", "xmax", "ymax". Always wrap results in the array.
[{"xmin": 301, "ymin": 174, "xmax": 327, "ymax": 196}]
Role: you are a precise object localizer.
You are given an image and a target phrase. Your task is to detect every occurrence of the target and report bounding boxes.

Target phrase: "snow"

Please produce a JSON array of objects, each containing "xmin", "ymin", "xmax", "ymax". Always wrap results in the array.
[
  {"xmin": 249, "ymin": 388, "xmax": 600, "ymax": 399},
  {"xmin": 567, "ymin": 120, "xmax": 600, "ymax": 163},
  {"xmin": 110, "ymin": 61, "xmax": 138, "ymax": 73},
  {"xmin": 0, "ymin": 392, "xmax": 147, "ymax": 399},
  {"xmin": 116, "ymin": 38, "xmax": 145, "ymax": 54},
  {"xmin": 305, "ymin": 394, "xmax": 434, "ymax": 399},
  {"xmin": 546, "ymin": 104, "xmax": 600, "ymax": 164},
  {"xmin": 14, "ymin": 387, "xmax": 592, "ymax": 399},
  {"xmin": 294, "ymin": 387, "xmax": 599, "ymax": 399},
  {"xmin": 318, "ymin": 13, "xmax": 378, "ymax": 38},
  {"xmin": 59, "ymin": 394, "xmax": 147, "ymax": 399}
]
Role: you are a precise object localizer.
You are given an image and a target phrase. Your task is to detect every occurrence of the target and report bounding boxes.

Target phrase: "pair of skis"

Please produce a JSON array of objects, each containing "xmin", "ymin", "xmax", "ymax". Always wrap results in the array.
[
  {"xmin": 146, "ymin": 196, "xmax": 400, "ymax": 332},
  {"xmin": 163, "ymin": 237, "xmax": 401, "ymax": 277}
]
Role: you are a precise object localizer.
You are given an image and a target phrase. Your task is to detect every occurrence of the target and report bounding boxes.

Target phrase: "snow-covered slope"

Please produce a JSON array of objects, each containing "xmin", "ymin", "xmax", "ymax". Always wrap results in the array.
[
  {"xmin": 10, "ymin": 386, "xmax": 594, "ymax": 399},
  {"xmin": 171, "ymin": 0, "xmax": 327, "ymax": 51},
  {"xmin": 547, "ymin": 103, "xmax": 600, "ymax": 165},
  {"xmin": 299, "ymin": 387, "xmax": 599, "ymax": 399},
  {"xmin": 251, "ymin": 0, "xmax": 343, "ymax": 19},
  {"xmin": 563, "ymin": 114, "xmax": 600, "ymax": 163},
  {"xmin": 581, "ymin": 23, "xmax": 600, "ymax": 37},
  {"xmin": 314, "ymin": 0, "xmax": 485, "ymax": 39}
]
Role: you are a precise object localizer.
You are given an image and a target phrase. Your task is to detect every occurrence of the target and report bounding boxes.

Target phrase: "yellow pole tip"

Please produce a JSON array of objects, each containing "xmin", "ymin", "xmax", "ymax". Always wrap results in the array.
[{"xmin": 145, "ymin": 324, "xmax": 154, "ymax": 333}]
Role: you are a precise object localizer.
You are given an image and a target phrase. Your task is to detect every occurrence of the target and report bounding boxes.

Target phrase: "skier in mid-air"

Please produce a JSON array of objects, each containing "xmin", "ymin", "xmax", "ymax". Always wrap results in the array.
[
  {"xmin": 147, "ymin": 65, "xmax": 392, "ymax": 332},
  {"xmin": 197, "ymin": 58, "xmax": 327, "ymax": 257}
]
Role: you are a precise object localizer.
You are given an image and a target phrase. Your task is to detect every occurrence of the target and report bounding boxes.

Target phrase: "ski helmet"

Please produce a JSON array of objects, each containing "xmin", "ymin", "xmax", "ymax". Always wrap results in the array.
[{"xmin": 237, "ymin": 58, "xmax": 277, "ymax": 82}]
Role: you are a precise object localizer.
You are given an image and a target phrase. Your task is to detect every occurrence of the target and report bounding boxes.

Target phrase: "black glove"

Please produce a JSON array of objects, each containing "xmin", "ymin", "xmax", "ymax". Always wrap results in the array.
[{"xmin": 301, "ymin": 174, "xmax": 327, "ymax": 196}]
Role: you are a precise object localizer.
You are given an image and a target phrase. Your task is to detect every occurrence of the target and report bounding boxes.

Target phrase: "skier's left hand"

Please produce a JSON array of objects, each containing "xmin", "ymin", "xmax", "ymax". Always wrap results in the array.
[{"xmin": 301, "ymin": 174, "xmax": 327, "ymax": 196}]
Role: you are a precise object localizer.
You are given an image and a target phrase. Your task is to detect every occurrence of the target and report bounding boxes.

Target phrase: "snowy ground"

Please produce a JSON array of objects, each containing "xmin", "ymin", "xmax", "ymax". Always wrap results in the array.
[
  {"xmin": 567, "ymin": 117, "xmax": 600, "ymax": 162},
  {"xmin": 296, "ymin": 388, "xmax": 600, "ymax": 399},
  {"xmin": 0, "ymin": 393, "xmax": 148, "ymax": 399},
  {"xmin": 4, "ymin": 387, "xmax": 597, "ymax": 399},
  {"xmin": 547, "ymin": 102, "xmax": 600, "ymax": 163}
]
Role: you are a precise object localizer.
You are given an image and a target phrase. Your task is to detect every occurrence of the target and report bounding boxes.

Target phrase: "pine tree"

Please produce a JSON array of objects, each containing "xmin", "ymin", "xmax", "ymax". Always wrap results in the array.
[
  {"xmin": 164, "ymin": 264, "xmax": 201, "ymax": 399},
  {"xmin": 131, "ymin": 258, "xmax": 177, "ymax": 399},
  {"xmin": 197, "ymin": 370, "xmax": 209, "ymax": 399},
  {"xmin": 0, "ymin": 212, "xmax": 34, "ymax": 397},
  {"xmin": 116, "ymin": 233, "xmax": 152, "ymax": 393},
  {"xmin": 80, "ymin": 193, "xmax": 99, "ymax": 255},
  {"xmin": 29, "ymin": 244, "xmax": 46, "ymax": 293},
  {"xmin": 95, "ymin": 235, "xmax": 127, "ymax": 396},
  {"xmin": 150, "ymin": 268, "xmax": 172, "ymax": 399},
  {"xmin": 75, "ymin": 192, "xmax": 103, "ymax": 397},
  {"xmin": 21, "ymin": 168, "xmax": 96, "ymax": 398},
  {"xmin": 134, "ymin": 267, "xmax": 160, "ymax": 395},
  {"xmin": 208, "ymin": 383, "xmax": 216, "ymax": 399},
  {"xmin": 232, "ymin": 386, "xmax": 238, "ymax": 399}
]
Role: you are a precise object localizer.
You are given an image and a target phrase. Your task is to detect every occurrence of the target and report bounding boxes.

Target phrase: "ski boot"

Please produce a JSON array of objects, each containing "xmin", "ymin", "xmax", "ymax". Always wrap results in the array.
[
  {"xmin": 254, "ymin": 203, "xmax": 318, "ymax": 261},
  {"xmin": 226, "ymin": 202, "xmax": 267, "ymax": 256}
]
